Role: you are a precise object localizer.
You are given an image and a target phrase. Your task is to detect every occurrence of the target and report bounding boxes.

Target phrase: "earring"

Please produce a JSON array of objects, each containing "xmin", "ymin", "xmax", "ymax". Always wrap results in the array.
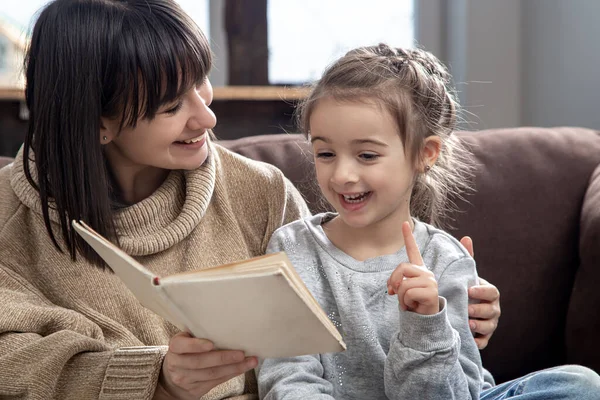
[
  {"xmin": 424, "ymin": 165, "xmax": 431, "ymax": 172},
  {"xmin": 102, "ymin": 136, "xmax": 108, "ymax": 141}
]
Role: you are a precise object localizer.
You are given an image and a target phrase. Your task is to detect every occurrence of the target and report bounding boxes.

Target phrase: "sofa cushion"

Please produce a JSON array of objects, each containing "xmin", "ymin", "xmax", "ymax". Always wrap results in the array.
[
  {"xmin": 445, "ymin": 127, "xmax": 600, "ymax": 381},
  {"xmin": 218, "ymin": 134, "xmax": 325, "ymax": 212}
]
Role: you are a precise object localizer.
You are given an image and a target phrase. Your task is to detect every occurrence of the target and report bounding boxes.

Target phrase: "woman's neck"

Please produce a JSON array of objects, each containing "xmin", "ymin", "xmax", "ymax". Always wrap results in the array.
[
  {"xmin": 323, "ymin": 211, "xmax": 414, "ymax": 261},
  {"xmin": 111, "ymin": 166, "xmax": 170, "ymax": 205},
  {"xmin": 104, "ymin": 154, "xmax": 170, "ymax": 205}
]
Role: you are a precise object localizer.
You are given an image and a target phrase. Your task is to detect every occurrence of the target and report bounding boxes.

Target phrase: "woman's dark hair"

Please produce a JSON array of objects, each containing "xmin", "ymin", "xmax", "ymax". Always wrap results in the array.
[{"xmin": 23, "ymin": 0, "xmax": 212, "ymax": 265}]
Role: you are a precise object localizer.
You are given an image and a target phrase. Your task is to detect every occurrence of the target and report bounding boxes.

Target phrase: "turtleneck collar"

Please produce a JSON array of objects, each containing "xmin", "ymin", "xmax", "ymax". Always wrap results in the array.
[{"xmin": 10, "ymin": 143, "xmax": 217, "ymax": 256}]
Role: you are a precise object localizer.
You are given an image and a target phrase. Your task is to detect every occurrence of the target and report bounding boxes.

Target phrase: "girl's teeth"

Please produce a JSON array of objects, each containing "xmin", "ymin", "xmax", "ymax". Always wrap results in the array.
[{"xmin": 343, "ymin": 192, "xmax": 369, "ymax": 202}]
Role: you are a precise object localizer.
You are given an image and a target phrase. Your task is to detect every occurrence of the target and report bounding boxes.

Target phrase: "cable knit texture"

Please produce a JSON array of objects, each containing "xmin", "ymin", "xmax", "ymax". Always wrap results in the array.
[{"xmin": 0, "ymin": 142, "xmax": 310, "ymax": 399}]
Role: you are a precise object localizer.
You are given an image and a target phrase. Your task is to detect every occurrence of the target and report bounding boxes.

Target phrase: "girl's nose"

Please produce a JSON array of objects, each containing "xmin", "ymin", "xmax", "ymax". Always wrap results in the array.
[{"xmin": 330, "ymin": 160, "xmax": 359, "ymax": 186}]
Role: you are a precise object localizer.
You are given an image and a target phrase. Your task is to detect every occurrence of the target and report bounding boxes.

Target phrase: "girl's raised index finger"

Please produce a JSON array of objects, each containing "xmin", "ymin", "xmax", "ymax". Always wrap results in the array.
[{"xmin": 402, "ymin": 221, "xmax": 424, "ymax": 266}]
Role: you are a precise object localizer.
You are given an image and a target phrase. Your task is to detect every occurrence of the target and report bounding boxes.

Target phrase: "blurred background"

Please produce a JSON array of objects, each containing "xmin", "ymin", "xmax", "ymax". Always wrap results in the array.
[{"xmin": 1, "ymin": 0, "xmax": 599, "ymax": 156}]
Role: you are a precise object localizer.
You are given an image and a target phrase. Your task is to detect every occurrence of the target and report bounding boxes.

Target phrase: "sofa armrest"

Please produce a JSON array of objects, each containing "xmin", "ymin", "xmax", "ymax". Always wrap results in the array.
[{"xmin": 567, "ymin": 162, "xmax": 600, "ymax": 372}]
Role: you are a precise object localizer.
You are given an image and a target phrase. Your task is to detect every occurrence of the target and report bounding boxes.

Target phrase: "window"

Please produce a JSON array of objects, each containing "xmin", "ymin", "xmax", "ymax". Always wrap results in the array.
[
  {"xmin": 6, "ymin": 0, "xmax": 418, "ymax": 86},
  {"xmin": 0, "ymin": 38, "xmax": 7, "ymax": 72},
  {"xmin": 267, "ymin": 0, "xmax": 415, "ymax": 84},
  {"xmin": 3, "ymin": 0, "xmax": 208, "ymax": 33},
  {"xmin": 175, "ymin": 0, "xmax": 210, "ymax": 33}
]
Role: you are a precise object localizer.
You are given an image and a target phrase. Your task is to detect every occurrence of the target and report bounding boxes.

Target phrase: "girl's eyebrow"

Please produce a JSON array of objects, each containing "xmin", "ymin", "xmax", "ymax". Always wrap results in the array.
[
  {"xmin": 351, "ymin": 138, "xmax": 388, "ymax": 147},
  {"xmin": 310, "ymin": 136, "xmax": 389, "ymax": 147},
  {"xmin": 310, "ymin": 136, "xmax": 330, "ymax": 144}
]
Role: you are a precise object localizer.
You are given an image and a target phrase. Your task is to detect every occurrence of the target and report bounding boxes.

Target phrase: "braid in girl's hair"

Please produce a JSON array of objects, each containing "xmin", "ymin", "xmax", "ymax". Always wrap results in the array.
[{"xmin": 297, "ymin": 43, "xmax": 474, "ymax": 227}]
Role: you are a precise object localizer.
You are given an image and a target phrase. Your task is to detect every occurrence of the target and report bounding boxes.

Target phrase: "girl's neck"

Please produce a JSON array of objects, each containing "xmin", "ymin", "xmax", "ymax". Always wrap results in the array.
[{"xmin": 323, "ymin": 211, "xmax": 414, "ymax": 261}]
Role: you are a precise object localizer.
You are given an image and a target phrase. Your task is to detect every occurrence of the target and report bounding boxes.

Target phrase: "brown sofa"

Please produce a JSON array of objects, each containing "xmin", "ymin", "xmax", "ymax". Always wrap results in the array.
[{"xmin": 2, "ymin": 127, "xmax": 599, "ymax": 384}]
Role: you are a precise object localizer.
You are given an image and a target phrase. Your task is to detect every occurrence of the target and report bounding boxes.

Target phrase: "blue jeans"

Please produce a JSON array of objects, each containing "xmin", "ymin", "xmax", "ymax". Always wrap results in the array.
[{"xmin": 481, "ymin": 365, "xmax": 600, "ymax": 399}]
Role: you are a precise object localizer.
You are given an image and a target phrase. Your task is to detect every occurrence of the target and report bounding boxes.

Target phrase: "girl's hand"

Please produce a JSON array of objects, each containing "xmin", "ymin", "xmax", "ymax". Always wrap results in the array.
[
  {"xmin": 154, "ymin": 332, "xmax": 257, "ymax": 400},
  {"xmin": 460, "ymin": 236, "xmax": 502, "ymax": 350},
  {"xmin": 387, "ymin": 222, "xmax": 439, "ymax": 315}
]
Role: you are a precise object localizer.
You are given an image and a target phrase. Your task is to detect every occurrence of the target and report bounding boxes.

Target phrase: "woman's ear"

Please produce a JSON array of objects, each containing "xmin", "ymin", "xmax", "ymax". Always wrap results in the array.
[
  {"xmin": 421, "ymin": 136, "xmax": 441, "ymax": 172},
  {"xmin": 99, "ymin": 118, "xmax": 114, "ymax": 144}
]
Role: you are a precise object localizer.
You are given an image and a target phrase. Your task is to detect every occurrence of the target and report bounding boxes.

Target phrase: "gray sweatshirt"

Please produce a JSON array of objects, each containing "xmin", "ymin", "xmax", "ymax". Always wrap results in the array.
[{"xmin": 257, "ymin": 213, "xmax": 487, "ymax": 400}]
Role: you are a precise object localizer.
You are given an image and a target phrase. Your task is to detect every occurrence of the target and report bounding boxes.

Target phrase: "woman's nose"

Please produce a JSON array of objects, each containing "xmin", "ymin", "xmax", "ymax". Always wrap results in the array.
[
  {"xmin": 187, "ymin": 101, "xmax": 217, "ymax": 131},
  {"xmin": 187, "ymin": 82, "xmax": 217, "ymax": 131}
]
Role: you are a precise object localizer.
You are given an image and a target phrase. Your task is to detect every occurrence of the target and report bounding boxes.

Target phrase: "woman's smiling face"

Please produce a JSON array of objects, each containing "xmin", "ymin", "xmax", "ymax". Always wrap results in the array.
[{"xmin": 102, "ymin": 78, "xmax": 217, "ymax": 177}]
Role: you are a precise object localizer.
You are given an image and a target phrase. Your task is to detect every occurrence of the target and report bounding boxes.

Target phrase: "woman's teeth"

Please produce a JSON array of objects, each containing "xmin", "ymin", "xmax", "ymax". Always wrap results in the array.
[
  {"xmin": 342, "ymin": 192, "xmax": 369, "ymax": 203},
  {"xmin": 181, "ymin": 135, "xmax": 203, "ymax": 144}
]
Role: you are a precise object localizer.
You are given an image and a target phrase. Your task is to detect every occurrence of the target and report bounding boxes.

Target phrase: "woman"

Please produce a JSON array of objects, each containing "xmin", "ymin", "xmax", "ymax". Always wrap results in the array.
[{"xmin": 0, "ymin": 1, "xmax": 500, "ymax": 399}]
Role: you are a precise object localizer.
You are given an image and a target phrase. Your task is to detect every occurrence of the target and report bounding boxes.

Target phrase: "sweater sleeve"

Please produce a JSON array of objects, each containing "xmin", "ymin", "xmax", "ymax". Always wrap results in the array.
[
  {"xmin": 0, "ymin": 264, "xmax": 167, "ymax": 399},
  {"xmin": 384, "ymin": 256, "xmax": 484, "ymax": 399},
  {"xmin": 261, "ymin": 172, "xmax": 311, "ymax": 253}
]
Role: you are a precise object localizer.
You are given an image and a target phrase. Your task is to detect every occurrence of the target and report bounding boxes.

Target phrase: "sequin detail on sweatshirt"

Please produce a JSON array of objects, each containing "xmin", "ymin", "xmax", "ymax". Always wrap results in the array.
[
  {"xmin": 282, "ymin": 237, "xmax": 301, "ymax": 255},
  {"xmin": 360, "ymin": 325, "xmax": 378, "ymax": 344},
  {"xmin": 306, "ymin": 261, "xmax": 327, "ymax": 281},
  {"xmin": 327, "ymin": 311, "xmax": 342, "ymax": 329},
  {"xmin": 346, "ymin": 273, "xmax": 358, "ymax": 292},
  {"xmin": 333, "ymin": 355, "xmax": 347, "ymax": 387}
]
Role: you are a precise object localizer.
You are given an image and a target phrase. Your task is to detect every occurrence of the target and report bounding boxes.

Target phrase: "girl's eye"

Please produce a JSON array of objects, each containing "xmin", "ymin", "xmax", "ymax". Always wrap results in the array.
[
  {"xmin": 315, "ymin": 151, "xmax": 335, "ymax": 159},
  {"xmin": 359, "ymin": 153, "xmax": 379, "ymax": 161},
  {"xmin": 164, "ymin": 101, "xmax": 183, "ymax": 115}
]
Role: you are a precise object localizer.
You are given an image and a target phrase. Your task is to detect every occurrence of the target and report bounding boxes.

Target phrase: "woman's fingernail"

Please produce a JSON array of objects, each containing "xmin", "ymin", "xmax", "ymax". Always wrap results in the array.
[{"xmin": 469, "ymin": 321, "xmax": 476, "ymax": 331}]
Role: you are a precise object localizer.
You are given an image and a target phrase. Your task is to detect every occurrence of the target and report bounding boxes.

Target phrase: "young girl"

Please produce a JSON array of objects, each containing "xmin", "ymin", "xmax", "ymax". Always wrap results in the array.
[{"xmin": 257, "ymin": 44, "xmax": 485, "ymax": 399}]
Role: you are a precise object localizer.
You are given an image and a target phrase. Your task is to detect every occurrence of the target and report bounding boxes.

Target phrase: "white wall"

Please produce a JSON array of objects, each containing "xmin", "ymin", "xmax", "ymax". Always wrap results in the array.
[
  {"xmin": 167, "ymin": 0, "xmax": 600, "ymax": 130},
  {"xmin": 419, "ymin": 0, "xmax": 600, "ymax": 130},
  {"xmin": 522, "ymin": 0, "xmax": 600, "ymax": 129},
  {"xmin": 208, "ymin": 0, "xmax": 228, "ymax": 87},
  {"xmin": 430, "ymin": 0, "xmax": 523, "ymax": 130}
]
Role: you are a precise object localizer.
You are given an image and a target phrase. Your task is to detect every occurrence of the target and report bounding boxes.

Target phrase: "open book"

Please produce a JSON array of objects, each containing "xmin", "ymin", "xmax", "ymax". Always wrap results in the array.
[{"xmin": 72, "ymin": 220, "xmax": 346, "ymax": 358}]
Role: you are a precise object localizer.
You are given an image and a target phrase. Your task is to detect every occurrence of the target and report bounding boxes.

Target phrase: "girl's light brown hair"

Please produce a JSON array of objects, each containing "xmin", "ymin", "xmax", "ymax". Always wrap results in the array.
[{"xmin": 296, "ymin": 43, "xmax": 473, "ymax": 227}]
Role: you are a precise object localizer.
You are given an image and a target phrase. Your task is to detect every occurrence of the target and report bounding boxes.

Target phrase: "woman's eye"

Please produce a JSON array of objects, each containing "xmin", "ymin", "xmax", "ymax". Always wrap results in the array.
[
  {"xmin": 164, "ymin": 102, "xmax": 183, "ymax": 115},
  {"xmin": 316, "ymin": 152, "xmax": 335, "ymax": 159},
  {"xmin": 359, "ymin": 153, "xmax": 379, "ymax": 161}
]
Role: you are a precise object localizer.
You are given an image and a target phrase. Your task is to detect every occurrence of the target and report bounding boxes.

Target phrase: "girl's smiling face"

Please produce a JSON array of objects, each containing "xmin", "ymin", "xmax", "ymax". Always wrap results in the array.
[{"xmin": 310, "ymin": 96, "xmax": 416, "ymax": 230}]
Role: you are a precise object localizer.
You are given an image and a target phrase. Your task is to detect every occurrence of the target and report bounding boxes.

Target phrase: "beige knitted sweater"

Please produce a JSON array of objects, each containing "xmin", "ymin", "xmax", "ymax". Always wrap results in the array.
[{"xmin": 0, "ymin": 143, "xmax": 310, "ymax": 399}]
